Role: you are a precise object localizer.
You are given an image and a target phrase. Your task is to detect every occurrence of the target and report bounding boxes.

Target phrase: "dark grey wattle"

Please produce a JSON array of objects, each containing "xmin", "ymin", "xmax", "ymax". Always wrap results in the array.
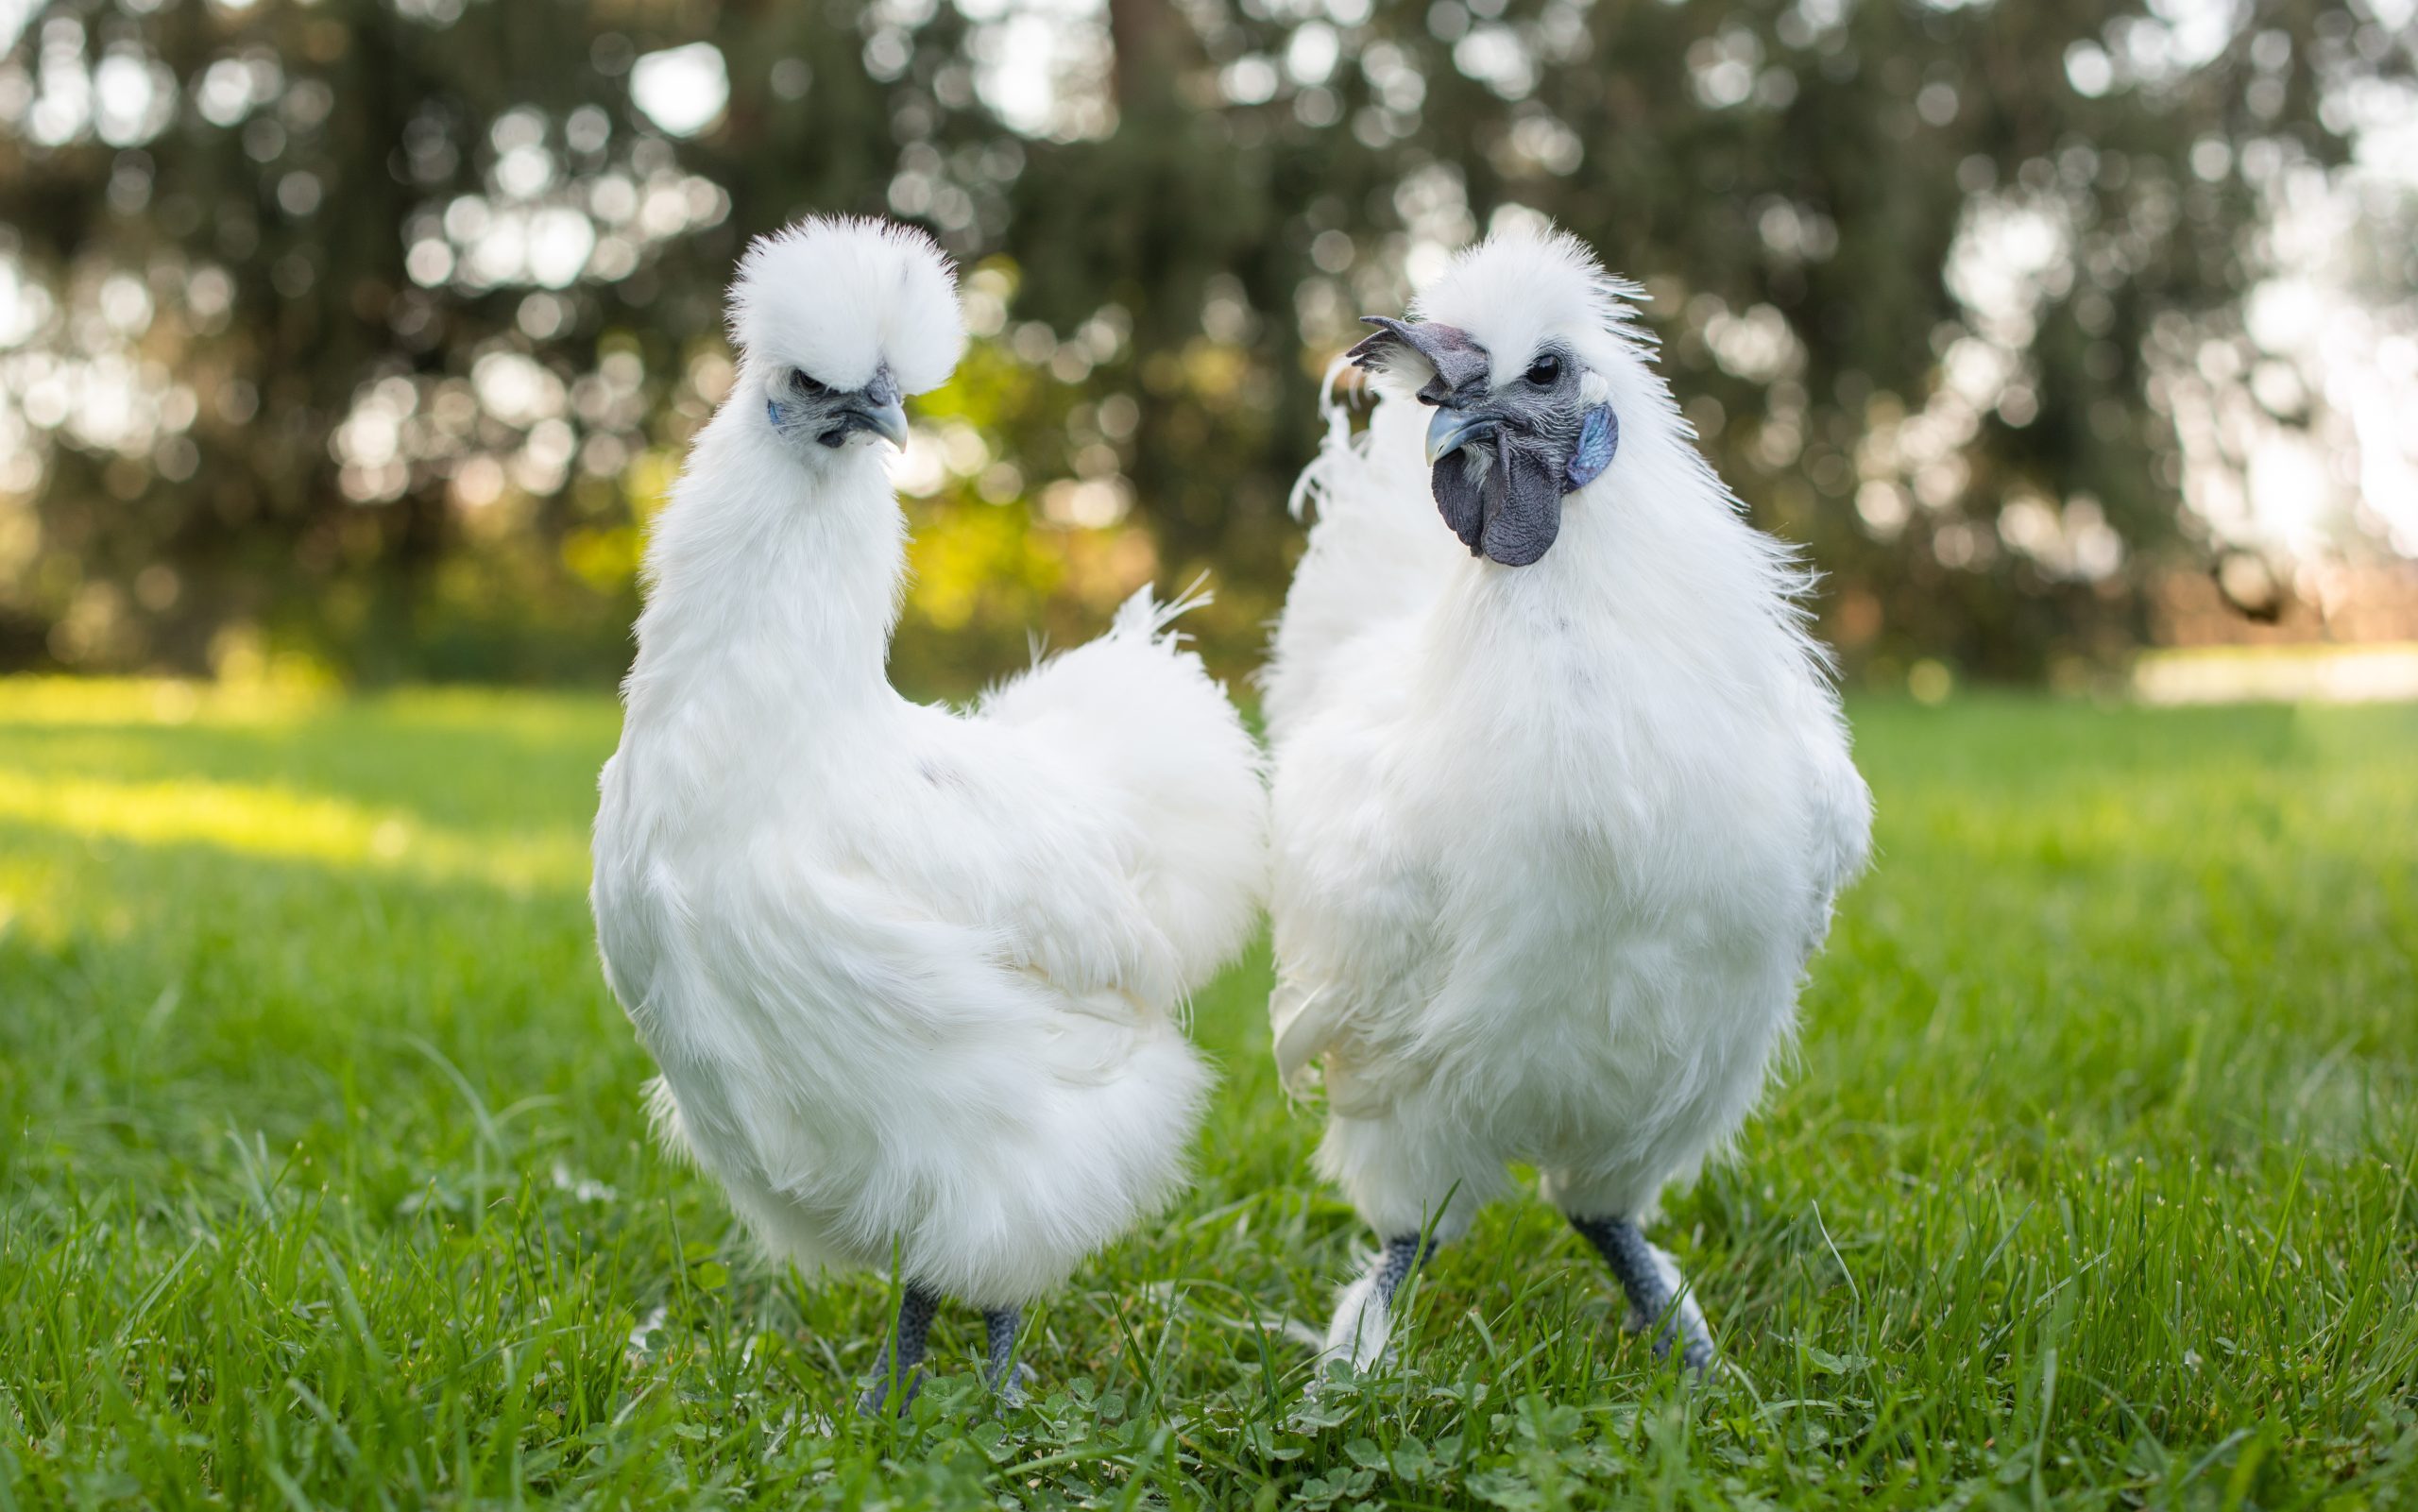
[
  {"xmin": 1432, "ymin": 431, "xmax": 1562, "ymax": 566},
  {"xmin": 1487, "ymin": 438, "xmax": 1565, "ymax": 566}
]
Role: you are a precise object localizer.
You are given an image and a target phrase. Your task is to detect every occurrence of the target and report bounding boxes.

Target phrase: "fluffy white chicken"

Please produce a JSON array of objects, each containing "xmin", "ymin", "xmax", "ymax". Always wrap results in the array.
[
  {"xmin": 590, "ymin": 217, "xmax": 1265, "ymax": 1414},
  {"xmin": 1264, "ymin": 227, "xmax": 1871, "ymax": 1375}
]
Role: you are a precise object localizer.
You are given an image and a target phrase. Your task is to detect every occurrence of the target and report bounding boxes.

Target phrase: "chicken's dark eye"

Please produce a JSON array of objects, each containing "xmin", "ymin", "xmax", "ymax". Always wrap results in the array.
[
  {"xmin": 1525, "ymin": 353, "xmax": 1562, "ymax": 386},
  {"xmin": 787, "ymin": 367, "xmax": 828, "ymax": 398}
]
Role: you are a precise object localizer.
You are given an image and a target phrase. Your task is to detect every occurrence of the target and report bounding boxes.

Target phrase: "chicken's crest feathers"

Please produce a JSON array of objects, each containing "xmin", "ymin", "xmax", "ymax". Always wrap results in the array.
[
  {"xmin": 729, "ymin": 216, "xmax": 964, "ymax": 394},
  {"xmin": 1408, "ymin": 223, "xmax": 1657, "ymax": 390}
]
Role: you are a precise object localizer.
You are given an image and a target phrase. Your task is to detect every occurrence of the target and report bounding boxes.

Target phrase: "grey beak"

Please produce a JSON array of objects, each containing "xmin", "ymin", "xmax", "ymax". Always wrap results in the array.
[
  {"xmin": 844, "ymin": 396, "xmax": 909, "ymax": 448},
  {"xmin": 1424, "ymin": 406, "xmax": 1496, "ymax": 467},
  {"xmin": 826, "ymin": 364, "xmax": 909, "ymax": 449}
]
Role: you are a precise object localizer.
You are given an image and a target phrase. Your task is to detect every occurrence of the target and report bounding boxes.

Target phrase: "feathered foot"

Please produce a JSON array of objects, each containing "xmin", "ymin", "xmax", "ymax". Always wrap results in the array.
[
  {"xmin": 1567, "ymin": 1214, "xmax": 1715, "ymax": 1377},
  {"xmin": 1319, "ymin": 1232, "xmax": 1437, "ymax": 1373},
  {"xmin": 981, "ymin": 1307, "xmax": 1037, "ymax": 1405},
  {"xmin": 858, "ymin": 1283, "xmax": 942, "ymax": 1418}
]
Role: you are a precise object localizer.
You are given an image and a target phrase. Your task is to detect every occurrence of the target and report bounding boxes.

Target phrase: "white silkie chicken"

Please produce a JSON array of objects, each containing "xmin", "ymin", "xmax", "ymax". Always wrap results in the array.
[
  {"xmin": 1264, "ymin": 227, "xmax": 1871, "ymax": 1376},
  {"xmin": 590, "ymin": 217, "xmax": 1265, "ymax": 1414}
]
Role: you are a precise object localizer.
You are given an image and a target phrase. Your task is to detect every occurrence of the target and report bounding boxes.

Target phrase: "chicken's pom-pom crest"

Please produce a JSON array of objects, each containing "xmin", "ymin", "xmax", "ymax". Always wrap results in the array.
[{"xmin": 729, "ymin": 216, "xmax": 965, "ymax": 395}]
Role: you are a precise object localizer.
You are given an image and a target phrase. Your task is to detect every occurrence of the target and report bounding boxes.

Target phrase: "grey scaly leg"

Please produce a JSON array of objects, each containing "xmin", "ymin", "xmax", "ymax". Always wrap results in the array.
[
  {"xmin": 1568, "ymin": 1214, "xmax": 1716, "ymax": 1376},
  {"xmin": 1371, "ymin": 1232, "xmax": 1434, "ymax": 1311},
  {"xmin": 858, "ymin": 1282, "xmax": 942, "ymax": 1417},
  {"xmin": 1321, "ymin": 1232, "xmax": 1437, "ymax": 1369},
  {"xmin": 980, "ymin": 1307, "xmax": 1034, "ymax": 1403}
]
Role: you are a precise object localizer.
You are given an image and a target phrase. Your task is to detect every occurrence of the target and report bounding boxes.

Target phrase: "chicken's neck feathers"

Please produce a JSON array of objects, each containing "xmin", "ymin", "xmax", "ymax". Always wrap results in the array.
[
  {"xmin": 1414, "ymin": 428, "xmax": 1823, "ymax": 715},
  {"xmin": 625, "ymin": 414, "xmax": 909, "ymax": 731}
]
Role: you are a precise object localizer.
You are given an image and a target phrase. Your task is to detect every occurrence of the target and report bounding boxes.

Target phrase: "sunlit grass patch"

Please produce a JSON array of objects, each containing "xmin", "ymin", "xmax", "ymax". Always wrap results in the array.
[
  {"xmin": 0, "ymin": 674, "xmax": 334, "ymax": 727},
  {"xmin": 1, "ymin": 683, "xmax": 2412, "ymax": 1509},
  {"xmin": 0, "ymin": 768, "xmax": 587, "ymax": 895}
]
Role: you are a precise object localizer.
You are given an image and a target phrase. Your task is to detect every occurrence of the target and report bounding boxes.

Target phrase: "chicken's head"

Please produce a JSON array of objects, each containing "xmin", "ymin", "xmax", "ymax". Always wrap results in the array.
[
  {"xmin": 1348, "ymin": 226, "xmax": 1667, "ymax": 566},
  {"xmin": 727, "ymin": 216, "xmax": 964, "ymax": 463}
]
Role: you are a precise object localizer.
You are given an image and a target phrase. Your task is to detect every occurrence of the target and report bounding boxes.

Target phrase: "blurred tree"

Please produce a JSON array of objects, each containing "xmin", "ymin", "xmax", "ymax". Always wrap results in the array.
[
  {"xmin": 0, "ymin": 0, "xmax": 981, "ymax": 681},
  {"xmin": 0, "ymin": 0, "xmax": 2409, "ymax": 692},
  {"xmin": 1000, "ymin": 0, "xmax": 2416, "ymax": 682}
]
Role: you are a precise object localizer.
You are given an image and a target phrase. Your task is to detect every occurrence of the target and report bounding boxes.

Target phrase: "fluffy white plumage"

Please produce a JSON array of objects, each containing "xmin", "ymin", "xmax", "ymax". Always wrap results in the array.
[
  {"xmin": 1265, "ymin": 227, "xmax": 1871, "ymax": 1366},
  {"xmin": 590, "ymin": 218, "xmax": 1266, "ymax": 1322},
  {"xmin": 728, "ymin": 217, "xmax": 966, "ymax": 398}
]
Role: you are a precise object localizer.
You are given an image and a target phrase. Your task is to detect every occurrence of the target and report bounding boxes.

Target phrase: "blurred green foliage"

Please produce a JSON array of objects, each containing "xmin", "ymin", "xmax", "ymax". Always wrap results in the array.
[{"xmin": 0, "ymin": 0, "xmax": 2409, "ymax": 694}]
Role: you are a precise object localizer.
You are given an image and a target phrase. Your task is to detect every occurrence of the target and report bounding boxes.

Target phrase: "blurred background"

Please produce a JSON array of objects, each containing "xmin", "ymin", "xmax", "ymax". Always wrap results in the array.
[{"xmin": 1, "ymin": 0, "xmax": 2413, "ymax": 700}]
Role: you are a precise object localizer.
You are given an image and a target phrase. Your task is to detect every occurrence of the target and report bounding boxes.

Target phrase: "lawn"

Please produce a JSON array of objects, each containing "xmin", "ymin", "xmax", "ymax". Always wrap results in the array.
[{"xmin": 2, "ymin": 679, "xmax": 2412, "ymax": 1510}]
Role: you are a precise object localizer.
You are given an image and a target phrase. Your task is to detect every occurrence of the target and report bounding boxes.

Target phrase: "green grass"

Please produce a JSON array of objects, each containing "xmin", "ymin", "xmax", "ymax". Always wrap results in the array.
[{"xmin": 3, "ymin": 679, "xmax": 2413, "ymax": 1510}]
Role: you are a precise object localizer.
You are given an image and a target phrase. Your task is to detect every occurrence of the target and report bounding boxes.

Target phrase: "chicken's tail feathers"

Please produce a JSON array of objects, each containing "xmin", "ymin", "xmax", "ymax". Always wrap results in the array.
[
  {"xmin": 1108, "ymin": 571, "xmax": 1215, "ymax": 646},
  {"xmin": 979, "ymin": 570, "xmax": 1266, "ymax": 999}
]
